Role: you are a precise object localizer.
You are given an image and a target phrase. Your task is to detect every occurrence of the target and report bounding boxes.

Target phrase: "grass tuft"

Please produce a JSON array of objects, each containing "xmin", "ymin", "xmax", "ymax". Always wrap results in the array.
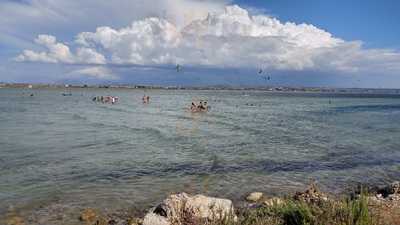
[{"xmin": 209, "ymin": 190, "xmax": 382, "ymax": 225}]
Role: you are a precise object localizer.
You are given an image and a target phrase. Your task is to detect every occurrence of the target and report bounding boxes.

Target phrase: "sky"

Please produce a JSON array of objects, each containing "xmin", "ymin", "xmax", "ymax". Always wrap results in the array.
[{"xmin": 1, "ymin": 0, "xmax": 399, "ymax": 88}]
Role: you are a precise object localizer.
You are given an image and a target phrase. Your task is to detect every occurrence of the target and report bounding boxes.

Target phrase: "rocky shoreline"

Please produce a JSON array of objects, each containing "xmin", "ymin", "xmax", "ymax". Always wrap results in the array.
[{"xmin": 4, "ymin": 181, "xmax": 400, "ymax": 225}]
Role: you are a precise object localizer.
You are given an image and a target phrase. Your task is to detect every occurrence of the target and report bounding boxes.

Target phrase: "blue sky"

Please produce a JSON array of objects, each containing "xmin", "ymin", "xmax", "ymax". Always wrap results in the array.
[
  {"xmin": 1, "ymin": 0, "xmax": 399, "ymax": 88},
  {"xmin": 237, "ymin": 0, "xmax": 400, "ymax": 49}
]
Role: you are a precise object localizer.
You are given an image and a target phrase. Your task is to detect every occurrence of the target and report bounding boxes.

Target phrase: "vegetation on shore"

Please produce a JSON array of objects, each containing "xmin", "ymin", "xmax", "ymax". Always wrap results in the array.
[
  {"xmin": 211, "ymin": 192, "xmax": 377, "ymax": 225},
  {"xmin": 208, "ymin": 184, "xmax": 399, "ymax": 225},
  {"xmin": 4, "ymin": 183, "xmax": 400, "ymax": 225},
  {"xmin": 137, "ymin": 182, "xmax": 399, "ymax": 225}
]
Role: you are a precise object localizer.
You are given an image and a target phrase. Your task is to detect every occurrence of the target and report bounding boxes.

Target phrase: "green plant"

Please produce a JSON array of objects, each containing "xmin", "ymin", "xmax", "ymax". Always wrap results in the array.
[
  {"xmin": 279, "ymin": 201, "xmax": 313, "ymax": 225},
  {"xmin": 345, "ymin": 191, "xmax": 373, "ymax": 225},
  {"xmin": 209, "ymin": 190, "xmax": 382, "ymax": 225}
]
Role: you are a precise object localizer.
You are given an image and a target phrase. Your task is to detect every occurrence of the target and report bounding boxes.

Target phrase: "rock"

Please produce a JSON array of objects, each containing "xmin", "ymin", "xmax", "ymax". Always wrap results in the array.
[
  {"xmin": 388, "ymin": 194, "xmax": 400, "ymax": 201},
  {"xmin": 294, "ymin": 182, "xmax": 329, "ymax": 204},
  {"xmin": 263, "ymin": 197, "xmax": 284, "ymax": 207},
  {"xmin": 367, "ymin": 195, "xmax": 382, "ymax": 204},
  {"xmin": 389, "ymin": 181, "xmax": 400, "ymax": 194},
  {"xmin": 6, "ymin": 216, "xmax": 25, "ymax": 225},
  {"xmin": 143, "ymin": 212, "xmax": 170, "ymax": 225},
  {"xmin": 108, "ymin": 218, "xmax": 128, "ymax": 225},
  {"xmin": 108, "ymin": 219, "xmax": 118, "ymax": 225},
  {"xmin": 96, "ymin": 217, "xmax": 109, "ymax": 225},
  {"xmin": 142, "ymin": 192, "xmax": 236, "ymax": 225},
  {"xmin": 185, "ymin": 194, "xmax": 235, "ymax": 221},
  {"xmin": 79, "ymin": 208, "xmax": 111, "ymax": 225},
  {"xmin": 152, "ymin": 192, "xmax": 188, "ymax": 225},
  {"xmin": 80, "ymin": 208, "xmax": 97, "ymax": 223},
  {"xmin": 127, "ymin": 218, "xmax": 143, "ymax": 225},
  {"xmin": 377, "ymin": 181, "xmax": 400, "ymax": 197},
  {"xmin": 246, "ymin": 192, "xmax": 263, "ymax": 202}
]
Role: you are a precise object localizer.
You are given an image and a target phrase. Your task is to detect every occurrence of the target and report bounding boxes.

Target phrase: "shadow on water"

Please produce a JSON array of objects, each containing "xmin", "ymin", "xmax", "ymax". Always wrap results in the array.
[{"xmin": 74, "ymin": 155, "xmax": 400, "ymax": 182}]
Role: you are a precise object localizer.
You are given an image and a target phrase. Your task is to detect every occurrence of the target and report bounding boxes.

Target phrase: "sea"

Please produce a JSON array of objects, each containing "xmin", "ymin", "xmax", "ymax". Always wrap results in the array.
[{"xmin": 0, "ymin": 88, "xmax": 399, "ymax": 224}]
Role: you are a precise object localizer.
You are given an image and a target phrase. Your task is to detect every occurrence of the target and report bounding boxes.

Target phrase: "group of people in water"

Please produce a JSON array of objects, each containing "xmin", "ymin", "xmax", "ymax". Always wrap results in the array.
[
  {"xmin": 91, "ymin": 94, "xmax": 210, "ymax": 113},
  {"xmin": 92, "ymin": 96, "xmax": 119, "ymax": 104},
  {"xmin": 190, "ymin": 101, "xmax": 210, "ymax": 113},
  {"xmin": 142, "ymin": 95, "xmax": 150, "ymax": 104}
]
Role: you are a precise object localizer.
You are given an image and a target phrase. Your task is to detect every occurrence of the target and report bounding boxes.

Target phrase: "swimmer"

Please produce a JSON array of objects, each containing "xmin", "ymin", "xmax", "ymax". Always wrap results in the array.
[
  {"xmin": 190, "ymin": 102, "xmax": 196, "ymax": 110},
  {"xmin": 198, "ymin": 101, "xmax": 206, "ymax": 110},
  {"xmin": 142, "ymin": 95, "xmax": 149, "ymax": 104}
]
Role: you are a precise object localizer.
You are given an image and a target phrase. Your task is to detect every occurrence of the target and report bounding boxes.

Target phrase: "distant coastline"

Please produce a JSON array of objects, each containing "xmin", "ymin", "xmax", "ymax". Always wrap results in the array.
[{"xmin": 1, "ymin": 82, "xmax": 400, "ymax": 95}]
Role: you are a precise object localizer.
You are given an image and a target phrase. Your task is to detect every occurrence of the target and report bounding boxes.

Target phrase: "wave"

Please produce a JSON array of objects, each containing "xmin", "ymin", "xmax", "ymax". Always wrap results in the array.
[
  {"xmin": 330, "ymin": 104, "xmax": 400, "ymax": 113},
  {"xmin": 105, "ymin": 140, "xmax": 125, "ymax": 146},
  {"xmin": 70, "ymin": 143, "xmax": 98, "ymax": 149},
  {"xmin": 0, "ymin": 106, "xmax": 27, "ymax": 113},
  {"xmin": 72, "ymin": 114, "xmax": 87, "ymax": 121},
  {"xmin": 88, "ymin": 121, "xmax": 170, "ymax": 142}
]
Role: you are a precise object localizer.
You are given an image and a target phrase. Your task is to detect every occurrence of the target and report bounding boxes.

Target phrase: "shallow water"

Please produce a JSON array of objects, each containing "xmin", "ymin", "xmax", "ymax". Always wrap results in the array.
[{"xmin": 0, "ymin": 88, "xmax": 399, "ymax": 224}]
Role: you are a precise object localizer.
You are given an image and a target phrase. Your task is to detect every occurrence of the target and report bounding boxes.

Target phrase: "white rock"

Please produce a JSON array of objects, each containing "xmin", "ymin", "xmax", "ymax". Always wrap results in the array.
[
  {"xmin": 388, "ymin": 194, "xmax": 400, "ymax": 201},
  {"xmin": 390, "ymin": 181, "xmax": 400, "ymax": 194},
  {"xmin": 185, "ymin": 194, "xmax": 235, "ymax": 220},
  {"xmin": 143, "ymin": 212, "xmax": 170, "ymax": 225},
  {"xmin": 246, "ymin": 192, "xmax": 263, "ymax": 202},
  {"xmin": 142, "ymin": 193, "xmax": 236, "ymax": 225},
  {"xmin": 367, "ymin": 196, "xmax": 381, "ymax": 204}
]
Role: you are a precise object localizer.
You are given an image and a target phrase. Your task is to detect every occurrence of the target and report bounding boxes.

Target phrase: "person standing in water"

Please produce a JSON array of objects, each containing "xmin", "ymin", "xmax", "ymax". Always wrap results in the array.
[
  {"xmin": 142, "ymin": 95, "xmax": 150, "ymax": 104},
  {"xmin": 142, "ymin": 95, "xmax": 147, "ymax": 103},
  {"xmin": 204, "ymin": 101, "xmax": 210, "ymax": 111},
  {"xmin": 198, "ymin": 101, "xmax": 206, "ymax": 110},
  {"xmin": 190, "ymin": 102, "xmax": 196, "ymax": 111}
]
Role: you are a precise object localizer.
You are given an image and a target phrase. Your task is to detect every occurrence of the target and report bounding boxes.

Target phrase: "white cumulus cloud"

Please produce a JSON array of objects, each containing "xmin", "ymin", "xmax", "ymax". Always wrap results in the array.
[
  {"xmin": 14, "ymin": 5, "xmax": 400, "ymax": 76},
  {"xmin": 72, "ymin": 66, "xmax": 117, "ymax": 80},
  {"xmin": 15, "ymin": 34, "xmax": 105, "ymax": 64}
]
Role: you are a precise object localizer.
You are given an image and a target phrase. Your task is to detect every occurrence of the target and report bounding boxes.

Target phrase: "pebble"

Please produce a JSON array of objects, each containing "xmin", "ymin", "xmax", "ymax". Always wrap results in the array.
[{"xmin": 246, "ymin": 192, "xmax": 263, "ymax": 202}]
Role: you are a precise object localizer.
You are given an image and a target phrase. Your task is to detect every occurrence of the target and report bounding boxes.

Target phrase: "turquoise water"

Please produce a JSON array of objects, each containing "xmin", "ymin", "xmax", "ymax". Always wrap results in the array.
[{"xmin": 0, "ymin": 88, "xmax": 399, "ymax": 223}]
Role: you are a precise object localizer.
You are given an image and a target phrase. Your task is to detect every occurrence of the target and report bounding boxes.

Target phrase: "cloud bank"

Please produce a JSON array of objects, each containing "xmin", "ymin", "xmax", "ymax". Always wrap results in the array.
[
  {"xmin": 15, "ymin": 4, "xmax": 400, "ymax": 79},
  {"xmin": 71, "ymin": 66, "xmax": 117, "ymax": 80},
  {"xmin": 15, "ymin": 35, "xmax": 106, "ymax": 64}
]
